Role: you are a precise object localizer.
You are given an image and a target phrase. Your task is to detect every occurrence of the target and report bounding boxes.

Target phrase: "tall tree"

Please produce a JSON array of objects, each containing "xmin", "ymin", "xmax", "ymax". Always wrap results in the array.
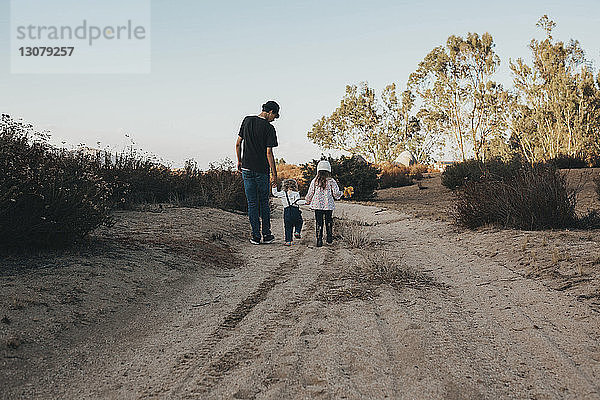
[
  {"xmin": 409, "ymin": 32, "xmax": 510, "ymax": 161},
  {"xmin": 510, "ymin": 15, "xmax": 600, "ymax": 164},
  {"xmin": 308, "ymin": 82, "xmax": 431, "ymax": 163}
]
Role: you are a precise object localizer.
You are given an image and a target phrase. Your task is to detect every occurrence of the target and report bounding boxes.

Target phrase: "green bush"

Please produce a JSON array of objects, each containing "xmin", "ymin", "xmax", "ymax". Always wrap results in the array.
[
  {"xmin": 301, "ymin": 155, "xmax": 380, "ymax": 201},
  {"xmin": 441, "ymin": 158, "xmax": 522, "ymax": 190},
  {"xmin": 0, "ymin": 115, "xmax": 112, "ymax": 248},
  {"xmin": 455, "ymin": 164, "xmax": 579, "ymax": 230},
  {"xmin": 441, "ymin": 160, "xmax": 482, "ymax": 189}
]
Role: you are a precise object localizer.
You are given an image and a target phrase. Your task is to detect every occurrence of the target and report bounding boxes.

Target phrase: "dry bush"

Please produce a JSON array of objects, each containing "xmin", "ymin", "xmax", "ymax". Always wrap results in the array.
[
  {"xmin": 320, "ymin": 251, "xmax": 440, "ymax": 303},
  {"xmin": 357, "ymin": 252, "xmax": 437, "ymax": 289},
  {"xmin": 335, "ymin": 216, "xmax": 373, "ymax": 248},
  {"xmin": 0, "ymin": 115, "xmax": 113, "ymax": 249},
  {"xmin": 1, "ymin": 114, "xmax": 248, "ymax": 251},
  {"xmin": 456, "ymin": 164, "xmax": 579, "ymax": 230},
  {"xmin": 442, "ymin": 158, "xmax": 522, "ymax": 190},
  {"xmin": 178, "ymin": 163, "xmax": 247, "ymax": 213},
  {"xmin": 409, "ymin": 164, "xmax": 428, "ymax": 179},
  {"xmin": 90, "ymin": 154, "xmax": 247, "ymax": 212},
  {"xmin": 548, "ymin": 154, "xmax": 588, "ymax": 169},
  {"xmin": 377, "ymin": 162, "xmax": 412, "ymax": 189}
]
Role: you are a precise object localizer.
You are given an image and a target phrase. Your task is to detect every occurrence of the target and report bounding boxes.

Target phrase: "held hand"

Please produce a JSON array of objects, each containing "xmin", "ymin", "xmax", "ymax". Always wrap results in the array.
[{"xmin": 237, "ymin": 161, "xmax": 242, "ymax": 172}]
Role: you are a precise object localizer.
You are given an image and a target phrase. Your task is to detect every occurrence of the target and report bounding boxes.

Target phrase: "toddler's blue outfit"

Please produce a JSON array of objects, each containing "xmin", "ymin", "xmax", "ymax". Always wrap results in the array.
[{"xmin": 272, "ymin": 188, "xmax": 306, "ymax": 243}]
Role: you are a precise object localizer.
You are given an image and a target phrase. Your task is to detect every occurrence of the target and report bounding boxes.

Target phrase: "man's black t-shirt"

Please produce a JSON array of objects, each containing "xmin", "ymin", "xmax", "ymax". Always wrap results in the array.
[{"xmin": 238, "ymin": 116, "xmax": 278, "ymax": 174}]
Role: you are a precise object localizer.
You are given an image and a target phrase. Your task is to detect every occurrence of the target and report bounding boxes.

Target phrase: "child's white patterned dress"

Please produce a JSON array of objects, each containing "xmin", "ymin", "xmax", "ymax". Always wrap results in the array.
[{"xmin": 305, "ymin": 178, "xmax": 343, "ymax": 210}]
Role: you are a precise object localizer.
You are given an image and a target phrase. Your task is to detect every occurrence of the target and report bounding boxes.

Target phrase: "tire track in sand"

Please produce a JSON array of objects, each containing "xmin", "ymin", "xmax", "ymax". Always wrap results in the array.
[
  {"xmin": 155, "ymin": 238, "xmax": 330, "ymax": 398},
  {"xmin": 180, "ymin": 247, "xmax": 338, "ymax": 398}
]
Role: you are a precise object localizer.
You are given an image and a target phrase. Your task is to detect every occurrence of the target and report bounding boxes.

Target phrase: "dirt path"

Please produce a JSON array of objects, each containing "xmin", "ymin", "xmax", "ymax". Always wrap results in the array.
[{"xmin": 3, "ymin": 203, "xmax": 600, "ymax": 399}]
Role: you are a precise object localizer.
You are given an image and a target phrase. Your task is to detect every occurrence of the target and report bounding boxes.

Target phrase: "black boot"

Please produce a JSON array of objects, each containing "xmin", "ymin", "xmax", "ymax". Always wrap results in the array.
[
  {"xmin": 326, "ymin": 222, "xmax": 333, "ymax": 244},
  {"xmin": 316, "ymin": 223, "xmax": 323, "ymax": 247}
]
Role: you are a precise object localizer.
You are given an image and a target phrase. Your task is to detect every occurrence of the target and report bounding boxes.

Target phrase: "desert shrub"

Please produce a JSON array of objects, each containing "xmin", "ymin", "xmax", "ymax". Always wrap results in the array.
[
  {"xmin": 335, "ymin": 216, "xmax": 373, "ymax": 248},
  {"xmin": 548, "ymin": 154, "xmax": 588, "ymax": 169},
  {"xmin": 441, "ymin": 160, "xmax": 482, "ymax": 189},
  {"xmin": 455, "ymin": 164, "xmax": 578, "ymax": 230},
  {"xmin": 441, "ymin": 158, "xmax": 522, "ymax": 190},
  {"xmin": 377, "ymin": 162, "xmax": 412, "ymax": 189},
  {"xmin": 89, "ymin": 153, "xmax": 247, "ymax": 213},
  {"xmin": 0, "ymin": 115, "xmax": 112, "ymax": 248},
  {"xmin": 87, "ymin": 149, "xmax": 183, "ymax": 209},
  {"xmin": 180, "ymin": 163, "xmax": 247, "ymax": 212},
  {"xmin": 409, "ymin": 164, "xmax": 428, "ymax": 180},
  {"xmin": 359, "ymin": 252, "xmax": 436, "ymax": 289},
  {"xmin": 301, "ymin": 155, "xmax": 380, "ymax": 200},
  {"xmin": 0, "ymin": 114, "xmax": 248, "ymax": 250}
]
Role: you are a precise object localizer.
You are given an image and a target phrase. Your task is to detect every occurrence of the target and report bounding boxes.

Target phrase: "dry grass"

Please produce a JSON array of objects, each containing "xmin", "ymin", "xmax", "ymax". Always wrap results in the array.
[
  {"xmin": 320, "ymin": 251, "xmax": 441, "ymax": 303},
  {"xmin": 357, "ymin": 252, "xmax": 438, "ymax": 290},
  {"xmin": 335, "ymin": 216, "xmax": 373, "ymax": 248},
  {"xmin": 377, "ymin": 162, "xmax": 412, "ymax": 188}
]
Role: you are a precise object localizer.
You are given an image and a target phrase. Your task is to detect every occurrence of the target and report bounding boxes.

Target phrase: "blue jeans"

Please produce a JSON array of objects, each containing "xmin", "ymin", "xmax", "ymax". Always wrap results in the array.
[
  {"xmin": 242, "ymin": 170, "xmax": 271, "ymax": 239},
  {"xmin": 283, "ymin": 206, "xmax": 303, "ymax": 242}
]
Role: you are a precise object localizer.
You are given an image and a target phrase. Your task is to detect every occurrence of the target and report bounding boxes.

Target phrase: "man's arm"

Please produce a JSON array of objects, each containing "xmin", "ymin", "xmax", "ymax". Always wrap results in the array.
[
  {"xmin": 235, "ymin": 136, "xmax": 243, "ymax": 171},
  {"xmin": 266, "ymin": 147, "xmax": 277, "ymax": 184}
]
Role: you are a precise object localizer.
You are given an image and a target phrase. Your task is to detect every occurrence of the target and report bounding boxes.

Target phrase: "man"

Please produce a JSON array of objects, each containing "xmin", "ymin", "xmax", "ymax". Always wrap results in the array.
[{"xmin": 236, "ymin": 100, "xmax": 279, "ymax": 244}]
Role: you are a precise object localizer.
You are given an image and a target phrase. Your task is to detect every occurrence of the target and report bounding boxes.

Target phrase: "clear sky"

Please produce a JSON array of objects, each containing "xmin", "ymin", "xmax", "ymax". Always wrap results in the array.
[{"xmin": 1, "ymin": 0, "xmax": 599, "ymax": 167}]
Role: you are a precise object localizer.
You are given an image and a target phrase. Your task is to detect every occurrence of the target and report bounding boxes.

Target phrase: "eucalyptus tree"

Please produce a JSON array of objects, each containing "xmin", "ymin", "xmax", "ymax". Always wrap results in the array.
[
  {"xmin": 308, "ymin": 82, "xmax": 430, "ymax": 163},
  {"xmin": 510, "ymin": 15, "xmax": 600, "ymax": 163},
  {"xmin": 409, "ymin": 32, "xmax": 510, "ymax": 161}
]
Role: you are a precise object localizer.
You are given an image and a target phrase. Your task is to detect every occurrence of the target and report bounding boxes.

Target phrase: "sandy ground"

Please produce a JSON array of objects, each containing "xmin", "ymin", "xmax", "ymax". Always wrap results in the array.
[
  {"xmin": 1, "ymin": 172, "xmax": 600, "ymax": 399},
  {"xmin": 366, "ymin": 170, "xmax": 600, "ymax": 312}
]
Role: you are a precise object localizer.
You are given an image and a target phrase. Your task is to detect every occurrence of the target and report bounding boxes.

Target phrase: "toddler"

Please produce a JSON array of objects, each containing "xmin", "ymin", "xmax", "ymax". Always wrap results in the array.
[{"xmin": 271, "ymin": 178, "xmax": 306, "ymax": 245}]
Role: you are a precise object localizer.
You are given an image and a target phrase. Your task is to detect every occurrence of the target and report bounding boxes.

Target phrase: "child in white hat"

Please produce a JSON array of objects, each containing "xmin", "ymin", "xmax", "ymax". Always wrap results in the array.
[{"xmin": 305, "ymin": 160, "xmax": 343, "ymax": 247}]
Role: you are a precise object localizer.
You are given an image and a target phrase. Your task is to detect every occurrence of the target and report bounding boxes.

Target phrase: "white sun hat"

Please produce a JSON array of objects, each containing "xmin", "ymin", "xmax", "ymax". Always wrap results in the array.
[{"xmin": 317, "ymin": 160, "xmax": 331, "ymax": 172}]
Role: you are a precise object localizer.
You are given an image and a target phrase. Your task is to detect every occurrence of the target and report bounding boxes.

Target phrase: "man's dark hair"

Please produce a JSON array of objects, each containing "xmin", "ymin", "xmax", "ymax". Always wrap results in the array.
[{"xmin": 262, "ymin": 100, "xmax": 280, "ymax": 118}]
